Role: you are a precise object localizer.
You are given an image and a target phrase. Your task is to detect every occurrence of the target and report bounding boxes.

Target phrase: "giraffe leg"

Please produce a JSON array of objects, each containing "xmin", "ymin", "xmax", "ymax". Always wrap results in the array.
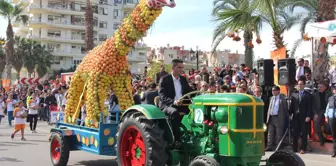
[
  {"xmin": 64, "ymin": 72, "xmax": 87, "ymax": 123},
  {"xmin": 85, "ymin": 72, "xmax": 111, "ymax": 127},
  {"xmin": 111, "ymin": 74, "xmax": 134, "ymax": 111}
]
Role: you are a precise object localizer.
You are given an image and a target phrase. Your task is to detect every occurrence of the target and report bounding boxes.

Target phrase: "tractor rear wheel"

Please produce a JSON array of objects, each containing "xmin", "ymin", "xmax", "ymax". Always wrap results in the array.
[
  {"xmin": 50, "ymin": 133, "xmax": 69, "ymax": 166},
  {"xmin": 116, "ymin": 112, "xmax": 168, "ymax": 166},
  {"xmin": 189, "ymin": 155, "xmax": 220, "ymax": 166},
  {"xmin": 269, "ymin": 150, "xmax": 305, "ymax": 166}
]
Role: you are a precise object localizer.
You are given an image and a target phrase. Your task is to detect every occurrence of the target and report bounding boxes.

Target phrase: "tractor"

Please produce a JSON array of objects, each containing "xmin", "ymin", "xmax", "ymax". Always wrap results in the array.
[{"xmin": 49, "ymin": 92, "xmax": 305, "ymax": 166}]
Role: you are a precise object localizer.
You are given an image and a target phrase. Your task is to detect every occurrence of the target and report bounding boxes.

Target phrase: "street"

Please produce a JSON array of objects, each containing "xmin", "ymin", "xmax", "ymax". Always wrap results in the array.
[{"xmin": 0, "ymin": 119, "xmax": 335, "ymax": 166}]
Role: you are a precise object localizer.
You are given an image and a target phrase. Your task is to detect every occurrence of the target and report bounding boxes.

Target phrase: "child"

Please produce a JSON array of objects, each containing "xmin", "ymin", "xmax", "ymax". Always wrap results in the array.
[{"xmin": 11, "ymin": 100, "xmax": 27, "ymax": 141}]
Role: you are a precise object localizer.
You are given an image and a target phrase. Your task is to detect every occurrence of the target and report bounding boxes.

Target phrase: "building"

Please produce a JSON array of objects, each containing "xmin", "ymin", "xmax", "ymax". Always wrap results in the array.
[{"xmin": 12, "ymin": 0, "xmax": 146, "ymax": 77}]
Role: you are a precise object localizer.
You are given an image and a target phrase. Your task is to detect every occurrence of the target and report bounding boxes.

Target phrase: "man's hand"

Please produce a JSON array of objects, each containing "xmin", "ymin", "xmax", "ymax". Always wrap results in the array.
[
  {"xmin": 305, "ymin": 117, "xmax": 310, "ymax": 122},
  {"xmin": 314, "ymin": 114, "xmax": 318, "ymax": 121},
  {"xmin": 174, "ymin": 100, "xmax": 182, "ymax": 106},
  {"xmin": 325, "ymin": 117, "xmax": 329, "ymax": 123}
]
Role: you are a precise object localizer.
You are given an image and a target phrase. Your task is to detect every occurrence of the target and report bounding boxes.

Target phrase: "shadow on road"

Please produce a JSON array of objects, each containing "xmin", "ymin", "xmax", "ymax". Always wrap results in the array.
[
  {"xmin": 27, "ymin": 139, "xmax": 50, "ymax": 143},
  {"xmin": 0, "ymin": 148, "xmax": 8, "ymax": 151},
  {"xmin": 0, "ymin": 157, "xmax": 23, "ymax": 162},
  {"xmin": 71, "ymin": 159, "xmax": 117, "ymax": 166},
  {"xmin": 1, "ymin": 141, "xmax": 37, "ymax": 146}
]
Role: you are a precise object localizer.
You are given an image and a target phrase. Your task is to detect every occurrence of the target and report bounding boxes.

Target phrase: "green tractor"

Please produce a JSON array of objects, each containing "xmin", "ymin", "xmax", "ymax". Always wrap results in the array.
[{"xmin": 116, "ymin": 92, "xmax": 305, "ymax": 166}]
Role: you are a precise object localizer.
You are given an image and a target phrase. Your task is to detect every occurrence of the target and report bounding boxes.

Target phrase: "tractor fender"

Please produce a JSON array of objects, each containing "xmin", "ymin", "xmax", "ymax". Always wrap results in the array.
[
  {"xmin": 122, "ymin": 104, "xmax": 166, "ymax": 120},
  {"xmin": 121, "ymin": 104, "xmax": 174, "ymax": 144}
]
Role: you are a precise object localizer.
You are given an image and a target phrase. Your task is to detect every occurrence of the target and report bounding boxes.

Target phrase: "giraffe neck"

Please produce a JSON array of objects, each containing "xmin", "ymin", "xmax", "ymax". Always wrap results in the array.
[{"xmin": 111, "ymin": 0, "xmax": 163, "ymax": 56}]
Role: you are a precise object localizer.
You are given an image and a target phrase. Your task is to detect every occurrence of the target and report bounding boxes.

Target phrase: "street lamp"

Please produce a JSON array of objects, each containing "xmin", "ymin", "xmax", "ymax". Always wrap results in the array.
[{"xmin": 196, "ymin": 46, "xmax": 199, "ymax": 70}]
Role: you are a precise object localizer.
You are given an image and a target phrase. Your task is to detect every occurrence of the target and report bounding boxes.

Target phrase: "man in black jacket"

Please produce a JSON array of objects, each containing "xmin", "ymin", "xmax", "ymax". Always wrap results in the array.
[
  {"xmin": 141, "ymin": 82, "xmax": 158, "ymax": 105},
  {"xmin": 290, "ymin": 79, "xmax": 313, "ymax": 154},
  {"xmin": 159, "ymin": 59, "xmax": 193, "ymax": 144}
]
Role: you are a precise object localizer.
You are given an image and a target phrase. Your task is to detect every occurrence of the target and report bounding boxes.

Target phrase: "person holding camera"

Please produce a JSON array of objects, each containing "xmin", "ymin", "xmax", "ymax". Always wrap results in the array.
[{"xmin": 325, "ymin": 86, "xmax": 336, "ymax": 158}]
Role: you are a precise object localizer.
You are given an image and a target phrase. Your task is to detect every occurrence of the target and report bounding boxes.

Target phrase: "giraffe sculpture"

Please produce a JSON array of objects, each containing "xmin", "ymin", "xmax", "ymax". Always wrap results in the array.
[{"xmin": 64, "ymin": 0, "xmax": 176, "ymax": 127}]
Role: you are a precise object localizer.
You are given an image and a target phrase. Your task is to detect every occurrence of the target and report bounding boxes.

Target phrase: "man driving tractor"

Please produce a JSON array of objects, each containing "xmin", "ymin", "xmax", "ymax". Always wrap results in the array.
[{"xmin": 158, "ymin": 59, "xmax": 193, "ymax": 147}]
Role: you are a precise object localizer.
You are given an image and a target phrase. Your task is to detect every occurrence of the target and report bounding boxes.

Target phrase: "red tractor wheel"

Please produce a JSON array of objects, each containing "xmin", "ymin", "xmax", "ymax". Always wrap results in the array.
[
  {"xmin": 50, "ymin": 133, "xmax": 69, "ymax": 166},
  {"xmin": 116, "ymin": 112, "xmax": 168, "ymax": 166}
]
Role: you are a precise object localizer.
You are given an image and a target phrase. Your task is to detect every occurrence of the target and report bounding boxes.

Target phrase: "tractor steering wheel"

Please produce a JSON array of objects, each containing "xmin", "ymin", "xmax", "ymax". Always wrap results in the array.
[{"xmin": 176, "ymin": 91, "xmax": 208, "ymax": 106}]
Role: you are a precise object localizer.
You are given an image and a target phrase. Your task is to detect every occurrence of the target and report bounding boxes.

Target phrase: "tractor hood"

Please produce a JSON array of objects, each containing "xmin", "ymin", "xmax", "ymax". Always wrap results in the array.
[{"xmin": 192, "ymin": 93, "xmax": 263, "ymax": 106}]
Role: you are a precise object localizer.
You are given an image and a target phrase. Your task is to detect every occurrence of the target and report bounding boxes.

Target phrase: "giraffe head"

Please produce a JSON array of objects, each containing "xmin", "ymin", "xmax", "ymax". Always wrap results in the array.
[{"xmin": 146, "ymin": 0, "xmax": 176, "ymax": 9}]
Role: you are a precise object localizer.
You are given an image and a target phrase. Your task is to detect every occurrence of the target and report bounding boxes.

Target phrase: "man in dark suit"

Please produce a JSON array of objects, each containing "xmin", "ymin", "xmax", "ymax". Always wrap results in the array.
[
  {"xmin": 290, "ymin": 79, "xmax": 313, "ymax": 154},
  {"xmin": 312, "ymin": 81, "xmax": 332, "ymax": 145},
  {"xmin": 156, "ymin": 65, "xmax": 168, "ymax": 84},
  {"xmin": 159, "ymin": 59, "xmax": 193, "ymax": 144},
  {"xmin": 141, "ymin": 82, "xmax": 158, "ymax": 105},
  {"xmin": 265, "ymin": 86, "xmax": 289, "ymax": 151}
]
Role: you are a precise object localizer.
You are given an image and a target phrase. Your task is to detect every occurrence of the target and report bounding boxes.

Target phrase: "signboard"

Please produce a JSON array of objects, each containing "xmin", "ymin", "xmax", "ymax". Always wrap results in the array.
[
  {"xmin": 49, "ymin": 105, "xmax": 64, "ymax": 123},
  {"xmin": 61, "ymin": 72, "xmax": 74, "ymax": 82},
  {"xmin": 270, "ymin": 47, "xmax": 287, "ymax": 95},
  {"xmin": 20, "ymin": 77, "xmax": 40, "ymax": 85}
]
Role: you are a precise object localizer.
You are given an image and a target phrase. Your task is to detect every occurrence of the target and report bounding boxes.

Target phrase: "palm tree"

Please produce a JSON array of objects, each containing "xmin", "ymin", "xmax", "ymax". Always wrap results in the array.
[
  {"xmin": 36, "ymin": 44, "xmax": 53, "ymax": 77},
  {"xmin": 212, "ymin": 0, "xmax": 263, "ymax": 68},
  {"xmin": 288, "ymin": 0, "xmax": 336, "ymax": 82},
  {"xmin": 13, "ymin": 36, "xmax": 25, "ymax": 81},
  {"xmin": 0, "ymin": 1, "xmax": 29, "ymax": 81},
  {"xmin": 0, "ymin": 47, "xmax": 5, "ymax": 78},
  {"xmin": 251, "ymin": 0, "xmax": 300, "ymax": 52},
  {"xmin": 84, "ymin": 0, "xmax": 94, "ymax": 51},
  {"xmin": 286, "ymin": 0, "xmax": 317, "ymax": 57}
]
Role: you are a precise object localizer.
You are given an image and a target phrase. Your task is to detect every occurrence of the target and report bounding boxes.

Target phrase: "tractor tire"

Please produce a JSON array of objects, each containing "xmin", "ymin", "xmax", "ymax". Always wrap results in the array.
[
  {"xmin": 269, "ymin": 150, "xmax": 305, "ymax": 166},
  {"xmin": 116, "ymin": 111, "xmax": 168, "ymax": 166},
  {"xmin": 50, "ymin": 133, "xmax": 70, "ymax": 166},
  {"xmin": 189, "ymin": 155, "xmax": 220, "ymax": 166}
]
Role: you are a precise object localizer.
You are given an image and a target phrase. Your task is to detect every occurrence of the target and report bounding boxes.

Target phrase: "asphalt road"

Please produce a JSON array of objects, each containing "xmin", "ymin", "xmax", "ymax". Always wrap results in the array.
[{"xmin": 0, "ymin": 119, "xmax": 335, "ymax": 166}]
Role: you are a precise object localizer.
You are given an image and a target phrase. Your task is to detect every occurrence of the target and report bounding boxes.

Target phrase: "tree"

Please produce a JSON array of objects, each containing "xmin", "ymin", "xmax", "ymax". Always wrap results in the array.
[
  {"xmin": 36, "ymin": 44, "xmax": 53, "ymax": 77},
  {"xmin": 0, "ymin": 1, "xmax": 29, "ymax": 81},
  {"xmin": 147, "ymin": 62, "xmax": 172, "ymax": 82},
  {"xmin": 251, "ymin": 0, "xmax": 300, "ymax": 52},
  {"xmin": 286, "ymin": 0, "xmax": 318, "ymax": 57},
  {"xmin": 13, "ymin": 36, "xmax": 25, "ymax": 81},
  {"xmin": 84, "ymin": 0, "xmax": 94, "ymax": 52},
  {"xmin": 288, "ymin": 0, "xmax": 336, "ymax": 82},
  {"xmin": 0, "ymin": 46, "xmax": 5, "ymax": 78},
  {"xmin": 212, "ymin": 0, "xmax": 263, "ymax": 68}
]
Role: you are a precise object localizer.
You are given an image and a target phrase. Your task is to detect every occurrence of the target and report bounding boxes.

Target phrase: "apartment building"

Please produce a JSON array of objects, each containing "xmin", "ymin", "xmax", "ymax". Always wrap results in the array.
[{"xmin": 12, "ymin": 0, "xmax": 147, "ymax": 76}]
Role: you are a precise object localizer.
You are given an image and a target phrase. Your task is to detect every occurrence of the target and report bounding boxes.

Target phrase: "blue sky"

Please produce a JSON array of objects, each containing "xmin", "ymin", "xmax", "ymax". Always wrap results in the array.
[{"xmin": 0, "ymin": 0, "xmax": 330, "ymax": 59}]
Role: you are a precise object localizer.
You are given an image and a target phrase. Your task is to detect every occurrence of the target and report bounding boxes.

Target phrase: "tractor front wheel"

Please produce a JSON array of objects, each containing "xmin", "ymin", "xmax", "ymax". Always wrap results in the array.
[
  {"xmin": 269, "ymin": 150, "xmax": 305, "ymax": 166},
  {"xmin": 116, "ymin": 112, "xmax": 168, "ymax": 166},
  {"xmin": 189, "ymin": 155, "xmax": 220, "ymax": 166},
  {"xmin": 50, "ymin": 133, "xmax": 69, "ymax": 166}
]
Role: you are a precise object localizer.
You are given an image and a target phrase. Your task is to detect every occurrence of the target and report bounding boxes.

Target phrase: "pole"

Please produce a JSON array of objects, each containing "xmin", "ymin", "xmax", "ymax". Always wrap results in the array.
[{"xmin": 196, "ymin": 50, "xmax": 199, "ymax": 70}]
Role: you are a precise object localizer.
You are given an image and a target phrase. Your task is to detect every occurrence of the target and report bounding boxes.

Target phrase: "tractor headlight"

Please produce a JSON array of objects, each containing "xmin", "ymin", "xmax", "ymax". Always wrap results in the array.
[
  {"xmin": 263, "ymin": 123, "xmax": 267, "ymax": 132},
  {"xmin": 220, "ymin": 126, "xmax": 229, "ymax": 135}
]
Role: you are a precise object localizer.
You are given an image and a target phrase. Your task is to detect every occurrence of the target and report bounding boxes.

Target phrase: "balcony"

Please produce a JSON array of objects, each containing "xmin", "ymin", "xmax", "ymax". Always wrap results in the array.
[
  {"xmin": 122, "ymin": 3, "xmax": 136, "ymax": 11},
  {"xmin": 29, "ymin": 4, "xmax": 99, "ymax": 16},
  {"xmin": 48, "ymin": 49, "xmax": 85, "ymax": 58},
  {"xmin": 28, "ymin": 35, "xmax": 98, "ymax": 44},
  {"xmin": 28, "ymin": 19, "xmax": 98, "ymax": 30}
]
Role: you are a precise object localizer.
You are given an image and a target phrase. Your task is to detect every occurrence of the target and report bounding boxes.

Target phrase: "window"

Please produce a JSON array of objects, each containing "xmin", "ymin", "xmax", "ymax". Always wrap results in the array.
[
  {"xmin": 99, "ymin": 21, "xmax": 107, "ymax": 29},
  {"xmin": 99, "ymin": 7, "xmax": 108, "ymax": 15},
  {"xmin": 168, "ymin": 54, "xmax": 173, "ymax": 58},
  {"xmin": 53, "ymin": 57, "xmax": 61, "ymax": 65},
  {"xmin": 139, "ymin": 52, "xmax": 145, "ymax": 56},
  {"xmin": 48, "ymin": 15, "xmax": 61, "ymax": 23},
  {"xmin": 99, "ymin": 0, "xmax": 107, "ymax": 4},
  {"xmin": 113, "ymin": 23, "xmax": 120, "ymax": 30},
  {"xmin": 99, "ymin": 34, "xmax": 107, "ymax": 41},
  {"xmin": 47, "ymin": 43, "xmax": 61, "ymax": 52},
  {"xmin": 47, "ymin": 30, "xmax": 61, "ymax": 37},
  {"xmin": 114, "ymin": 9, "xmax": 119, "ymax": 18},
  {"xmin": 73, "ymin": 60, "xmax": 82, "ymax": 65},
  {"xmin": 114, "ymin": 0, "xmax": 122, "ymax": 4}
]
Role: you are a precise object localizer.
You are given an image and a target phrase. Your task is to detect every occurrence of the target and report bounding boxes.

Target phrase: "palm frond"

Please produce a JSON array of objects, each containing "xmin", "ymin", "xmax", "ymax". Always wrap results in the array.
[
  {"xmin": 299, "ymin": 14, "xmax": 315, "ymax": 37},
  {"xmin": 287, "ymin": 0, "xmax": 318, "ymax": 13},
  {"xmin": 212, "ymin": 33, "xmax": 227, "ymax": 53},
  {"xmin": 290, "ymin": 38, "xmax": 304, "ymax": 58}
]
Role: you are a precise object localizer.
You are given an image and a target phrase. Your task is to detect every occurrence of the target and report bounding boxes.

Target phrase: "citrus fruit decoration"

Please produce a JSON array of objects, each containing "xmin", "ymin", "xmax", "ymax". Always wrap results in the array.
[
  {"xmin": 63, "ymin": 0, "xmax": 176, "ymax": 128},
  {"xmin": 108, "ymin": 137, "xmax": 115, "ymax": 145}
]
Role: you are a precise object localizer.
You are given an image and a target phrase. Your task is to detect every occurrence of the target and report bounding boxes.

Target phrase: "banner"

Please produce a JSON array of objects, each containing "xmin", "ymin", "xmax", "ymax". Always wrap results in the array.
[
  {"xmin": 306, "ymin": 20, "xmax": 336, "ymax": 38},
  {"xmin": 270, "ymin": 47, "xmax": 287, "ymax": 95},
  {"xmin": 2, "ymin": 79, "xmax": 10, "ymax": 92}
]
